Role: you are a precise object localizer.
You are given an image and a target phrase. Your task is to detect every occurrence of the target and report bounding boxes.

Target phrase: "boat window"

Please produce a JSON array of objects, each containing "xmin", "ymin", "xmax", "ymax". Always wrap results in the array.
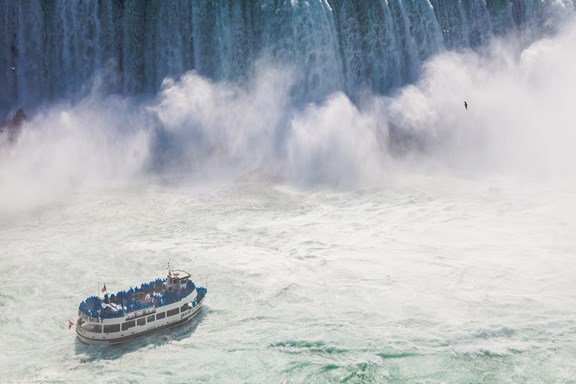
[
  {"xmin": 167, "ymin": 308, "xmax": 179, "ymax": 317},
  {"xmin": 81, "ymin": 322, "xmax": 102, "ymax": 333},
  {"xmin": 180, "ymin": 278, "xmax": 188, "ymax": 283},
  {"xmin": 147, "ymin": 315, "xmax": 155, "ymax": 322},
  {"xmin": 104, "ymin": 324, "xmax": 120, "ymax": 333},
  {"xmin": 156, "ymin": 312, "xmax": 165, "ymax": 320},
  {"xmin": 180, "ymin": 303, "xmax": 190, "ymax": 312},
  {"xmin": 137, "ymin": 318, "xmax": 146, "ymax": 326},
  {"xmin": 122, "ymin": 320, "xmax": 135, "ymax": 331}
]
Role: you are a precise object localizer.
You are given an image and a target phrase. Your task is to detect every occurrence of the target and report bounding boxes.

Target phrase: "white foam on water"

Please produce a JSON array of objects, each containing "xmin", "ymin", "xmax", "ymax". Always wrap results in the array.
[
  {"xmin": 1, "ymin": 15, "xmax": 576, "ymax": 384},
  {"xmin": 1, "ymin": 174, "xmax": 576, "ymax": 382}
]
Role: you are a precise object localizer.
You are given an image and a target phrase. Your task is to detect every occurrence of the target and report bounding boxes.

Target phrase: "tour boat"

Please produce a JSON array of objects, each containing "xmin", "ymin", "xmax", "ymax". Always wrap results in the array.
[{"xmin": 74, "ymin": 268, "xmax": 207, "ymax": 345}]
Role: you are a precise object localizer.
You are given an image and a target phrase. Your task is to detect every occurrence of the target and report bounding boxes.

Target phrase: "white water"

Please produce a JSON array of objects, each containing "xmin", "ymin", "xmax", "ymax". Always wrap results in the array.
[
  {"xmin": 1, "ymin": 176, "xmax": 576, "ymax": 383},
  {"xmin": 1, "ymin": 14, "xmax": 576, "ymax": 384},
  {"xmin": 2, "ymin": 0, "xmax": 572, "ymax": 116}
]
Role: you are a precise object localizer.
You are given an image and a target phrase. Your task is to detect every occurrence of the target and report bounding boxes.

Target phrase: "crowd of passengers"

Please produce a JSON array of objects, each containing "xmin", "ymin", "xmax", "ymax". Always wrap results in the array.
[{"xmin": 79, "ymin": 278, "xmax": 196, "ymax": 319}]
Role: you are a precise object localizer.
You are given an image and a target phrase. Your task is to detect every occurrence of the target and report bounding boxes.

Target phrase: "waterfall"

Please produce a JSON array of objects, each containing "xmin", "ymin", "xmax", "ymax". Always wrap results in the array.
[{"xmin": 1, "ymin": 0, "xmax": 573, "ymax": 118}]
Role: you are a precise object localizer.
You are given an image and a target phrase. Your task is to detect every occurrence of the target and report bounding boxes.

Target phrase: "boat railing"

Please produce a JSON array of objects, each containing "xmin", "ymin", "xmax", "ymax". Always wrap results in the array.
[{"xmin": 78, "ymin": 278, "xmax": 197, "ymax": 319}]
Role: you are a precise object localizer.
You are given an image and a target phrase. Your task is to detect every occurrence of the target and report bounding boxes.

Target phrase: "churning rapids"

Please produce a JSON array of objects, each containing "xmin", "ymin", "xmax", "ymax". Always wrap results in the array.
[
  {"xmin": 1, "ymin": 1, "xmax": 576, "ymax": 383},
  {"xmin": 2, "ymin": 176, "xmax": 576, "ymax": 383}
]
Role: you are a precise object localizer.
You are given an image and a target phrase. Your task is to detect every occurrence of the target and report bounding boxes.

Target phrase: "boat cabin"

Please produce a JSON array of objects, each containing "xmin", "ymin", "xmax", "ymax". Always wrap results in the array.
[{"xmin": 165, "ymin": 270, "xmax": 190, "ymax": 293}]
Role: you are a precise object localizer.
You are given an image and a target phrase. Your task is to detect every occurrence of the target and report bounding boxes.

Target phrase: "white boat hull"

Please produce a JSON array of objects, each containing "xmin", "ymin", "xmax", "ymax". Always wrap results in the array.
[{"xmin": 76, "ymin": 295, "xmax": 205, "ymax": 345}]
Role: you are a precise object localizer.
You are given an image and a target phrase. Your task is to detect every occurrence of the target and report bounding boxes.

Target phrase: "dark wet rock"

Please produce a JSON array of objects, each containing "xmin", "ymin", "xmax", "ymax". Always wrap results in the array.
[{"xmin": 0, "ymin": 108, "xmax": 27, "ymax": 144}]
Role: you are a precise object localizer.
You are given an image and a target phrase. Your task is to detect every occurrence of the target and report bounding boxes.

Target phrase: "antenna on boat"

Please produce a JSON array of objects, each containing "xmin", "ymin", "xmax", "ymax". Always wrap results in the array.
[{"xmin": 168, "ymin": 262, "xmax": 172, "ymax": 276}]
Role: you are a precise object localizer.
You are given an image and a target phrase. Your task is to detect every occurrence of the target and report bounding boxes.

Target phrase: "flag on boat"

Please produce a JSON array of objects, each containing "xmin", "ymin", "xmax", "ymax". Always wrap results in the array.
[
  {"xmin": 101, "ymin": 283, "xmax": 107, "ymax": 293},
  {"xmin": 67, "ymin": 320, "xmax": 74, "ymax": 330}
]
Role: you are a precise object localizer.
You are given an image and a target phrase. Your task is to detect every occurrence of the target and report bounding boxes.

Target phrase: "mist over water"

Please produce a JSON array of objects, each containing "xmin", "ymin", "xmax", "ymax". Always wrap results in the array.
[
  {"xmin": 1, "ymin": 6, "xmax": 576, "ymax": 384},
  {"xmin": 2, "ymin": 15, "xmax": 576, "ymax": 213},
  {"xmin": 385, "ymin": 17, "xmax": 576, "ymax": 177}
]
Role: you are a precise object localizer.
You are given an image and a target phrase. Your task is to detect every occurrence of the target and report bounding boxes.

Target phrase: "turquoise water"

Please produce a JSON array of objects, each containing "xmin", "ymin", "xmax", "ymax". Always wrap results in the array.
[
  {"xmin": 1, "ymin": 9, "xmax": 576, "ymax": 382},
  {"xmin": 1, "ymin": 1, "xmax": 569, "ymax": 116},
  {"xmin": 1, "ymin": 176, "xmax": 576, "ymax": 383}
]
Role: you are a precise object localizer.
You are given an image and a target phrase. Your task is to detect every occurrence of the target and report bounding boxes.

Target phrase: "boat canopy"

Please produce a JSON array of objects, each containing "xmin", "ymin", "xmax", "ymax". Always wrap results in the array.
[{"xmin": 79, "ymin": 277, "xmax": 196, "ymax": 319}]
